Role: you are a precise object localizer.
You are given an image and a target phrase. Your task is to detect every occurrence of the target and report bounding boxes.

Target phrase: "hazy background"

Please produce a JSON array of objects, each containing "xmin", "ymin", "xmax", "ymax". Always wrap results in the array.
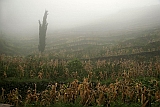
[{"xmin": 0, "ymin": 0, "xmax": 160, "ymax": 37}]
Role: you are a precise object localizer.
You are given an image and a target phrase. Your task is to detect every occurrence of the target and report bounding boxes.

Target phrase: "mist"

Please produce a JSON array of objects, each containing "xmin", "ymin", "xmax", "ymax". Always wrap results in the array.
[{"xmin": 0, "ymin": 0, "xmax": 160, "ymax": 37}]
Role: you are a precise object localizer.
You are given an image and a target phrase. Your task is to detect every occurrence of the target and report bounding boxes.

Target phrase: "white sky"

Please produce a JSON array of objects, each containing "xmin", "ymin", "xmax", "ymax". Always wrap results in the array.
[{"xmin": 0, "ymin": 0, "xmax": 160, "ymax": 34}]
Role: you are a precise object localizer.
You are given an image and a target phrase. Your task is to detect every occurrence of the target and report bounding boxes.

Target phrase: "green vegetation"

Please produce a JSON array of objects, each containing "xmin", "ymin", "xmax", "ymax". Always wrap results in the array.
[{"xmin": 0, "ymin": 28, "xmax": 160, "ymax": 107}]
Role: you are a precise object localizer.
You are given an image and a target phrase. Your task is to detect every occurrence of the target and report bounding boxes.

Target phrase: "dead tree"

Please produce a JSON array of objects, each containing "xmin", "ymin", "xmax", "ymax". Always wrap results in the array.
[{"xmin": 38, "ymin": 10, "xmax": 48, "ymax": 53}]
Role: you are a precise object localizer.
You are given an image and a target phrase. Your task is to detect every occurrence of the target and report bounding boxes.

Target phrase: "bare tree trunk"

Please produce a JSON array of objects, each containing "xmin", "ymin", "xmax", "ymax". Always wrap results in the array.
[{"xmin": 38, "ymin": 10, "xmax": 48, "ymax": 53}]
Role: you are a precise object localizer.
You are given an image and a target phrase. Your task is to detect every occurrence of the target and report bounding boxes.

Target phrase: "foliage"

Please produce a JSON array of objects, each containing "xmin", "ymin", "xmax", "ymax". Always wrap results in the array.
[
  {"xmin": 0, "ymin": 28, "xmax": 160, "ymax": 106},
  {"xmin": 66, "ymin": 59, "xmax": 83, "ymax": 73},
  {"xmin": 1, "ymin": 54, "xmax": 160, "ymax": 107}
]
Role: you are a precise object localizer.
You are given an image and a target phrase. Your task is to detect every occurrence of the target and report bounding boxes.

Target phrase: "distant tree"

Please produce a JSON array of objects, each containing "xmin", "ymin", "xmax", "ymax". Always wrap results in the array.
[{"xmin": 38, "ymin": 10, "xmax": 48, "ymax": 53}]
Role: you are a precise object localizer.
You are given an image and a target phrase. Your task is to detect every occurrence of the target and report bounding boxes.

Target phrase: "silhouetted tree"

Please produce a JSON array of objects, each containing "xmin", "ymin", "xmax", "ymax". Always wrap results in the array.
[{"xmin": 38, "ymin": 10, "xmax": 48, "ymax": 53}]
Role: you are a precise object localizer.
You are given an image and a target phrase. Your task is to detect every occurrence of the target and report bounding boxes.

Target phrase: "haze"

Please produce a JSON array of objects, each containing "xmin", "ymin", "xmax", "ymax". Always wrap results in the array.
[{"xmin": 0, "ymin": 0, "xmax": 160, "ymax": 36}]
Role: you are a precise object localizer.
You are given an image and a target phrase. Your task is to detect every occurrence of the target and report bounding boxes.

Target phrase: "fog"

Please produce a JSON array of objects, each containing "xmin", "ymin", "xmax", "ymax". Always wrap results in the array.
[{"xmin": 0, "ymin": 0, "xmax": 160, "ymax": 36}]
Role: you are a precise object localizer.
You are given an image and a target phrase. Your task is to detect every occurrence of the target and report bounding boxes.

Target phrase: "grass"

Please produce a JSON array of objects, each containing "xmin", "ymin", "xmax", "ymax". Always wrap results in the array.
[{"xmin": 1, "ymin": 28, "xmax": 160, "ymax": 107}]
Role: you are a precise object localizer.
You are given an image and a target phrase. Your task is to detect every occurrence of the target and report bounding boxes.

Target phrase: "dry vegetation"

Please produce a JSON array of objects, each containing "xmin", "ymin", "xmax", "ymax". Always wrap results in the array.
[
  {"xmin": 0, "ymin": 54, "xmax": 160, "ymax": 107},
  {"xmin": 0, "ymin": 28, "xmax": 160, "ymax": 107}
]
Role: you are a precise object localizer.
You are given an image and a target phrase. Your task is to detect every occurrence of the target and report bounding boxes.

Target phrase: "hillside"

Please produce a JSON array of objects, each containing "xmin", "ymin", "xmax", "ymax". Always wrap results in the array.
[
  {"xmin": 0, "ymin": 35, "xmax": 18, "ymax": 55},
  {"xmin": 1, "ymin": 27, "xmax": 160, "ymax": 61},
  {"xmin": 1, "ymin": 27, "xmax": 160, "ymax": 107},
  {"xmin": 64, "ymin": 4, "xmax": 160, "ymax": 35}
]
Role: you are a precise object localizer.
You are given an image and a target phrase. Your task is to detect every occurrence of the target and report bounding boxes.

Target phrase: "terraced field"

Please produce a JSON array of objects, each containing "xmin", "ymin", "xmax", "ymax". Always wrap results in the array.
[{"xmin": 0, "ymin": 28, "xmax": 160, "ymax": 107}]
